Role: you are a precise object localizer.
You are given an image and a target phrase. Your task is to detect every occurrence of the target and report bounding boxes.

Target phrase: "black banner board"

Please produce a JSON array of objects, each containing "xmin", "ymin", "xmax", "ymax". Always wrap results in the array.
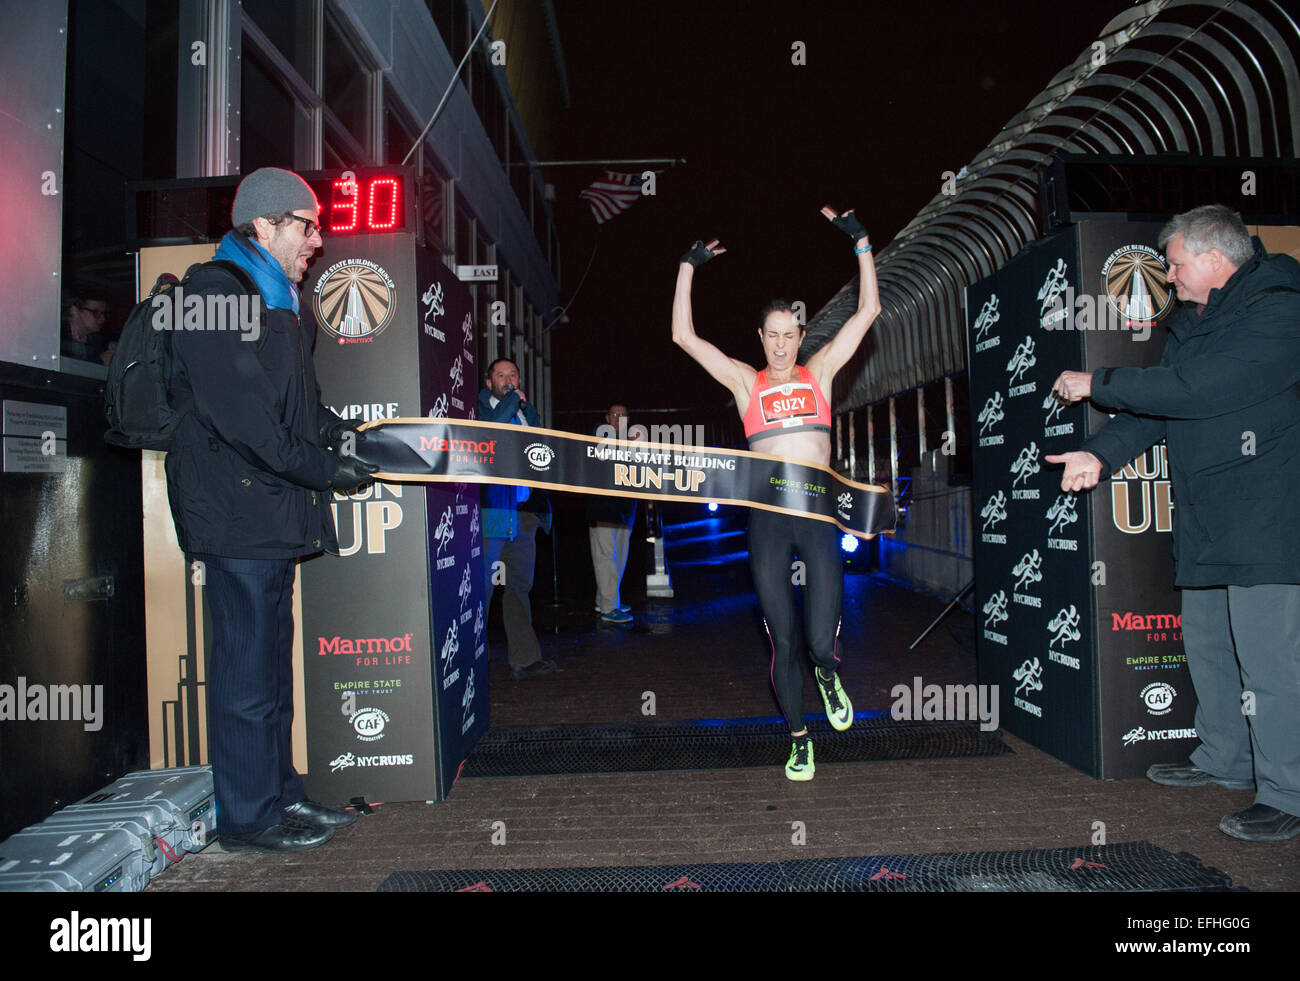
[
  {"xmin": 298, "ymin": 233, "xmax": 485, "ymax": 804},
  {"xmin": 967, "ymin": 220, "xmax": 1194, "ymax": 779},
  {"xmin": 1079, "ymin": 223, "xmax": 1196, "ymax": 778}
]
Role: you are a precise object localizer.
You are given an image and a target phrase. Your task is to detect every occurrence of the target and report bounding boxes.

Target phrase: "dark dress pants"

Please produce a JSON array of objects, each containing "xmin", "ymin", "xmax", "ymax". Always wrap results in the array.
[
  {"xmin": 197, "ymin": 553, "xmax": 306, "ymax": 834},
  {"xmin": 483, "ymin": 511, "xmax": 543, "ymax": 669},
  {"xmin": 1183, "ymin": 584, "xmax": 1300, "ymax": 816}
]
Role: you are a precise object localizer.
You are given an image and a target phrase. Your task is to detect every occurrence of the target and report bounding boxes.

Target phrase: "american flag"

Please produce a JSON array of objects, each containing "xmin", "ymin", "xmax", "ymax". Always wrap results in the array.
[{"xmin": 578, "ymin": 171, "xmax": 643, "ymax": 224}]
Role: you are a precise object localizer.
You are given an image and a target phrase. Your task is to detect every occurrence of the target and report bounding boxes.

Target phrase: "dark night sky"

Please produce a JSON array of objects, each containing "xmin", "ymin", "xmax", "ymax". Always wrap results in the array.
[{"xmin": 545, "ymin": 0, "xmax": 1130, "ymax": 420}]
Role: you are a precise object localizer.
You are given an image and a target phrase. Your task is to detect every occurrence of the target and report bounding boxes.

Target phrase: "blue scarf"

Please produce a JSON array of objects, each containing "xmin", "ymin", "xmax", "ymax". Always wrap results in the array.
[{"xmin": 213, "ymin": 231, "xmax": 299, "ymax": 314}]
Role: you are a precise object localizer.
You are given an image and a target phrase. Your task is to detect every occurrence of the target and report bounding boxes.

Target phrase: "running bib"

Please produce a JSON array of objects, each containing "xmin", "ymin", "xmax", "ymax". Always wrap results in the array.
[{"xmin": 758, "ymin": 382, "xmax": 818, "ymax": 427}]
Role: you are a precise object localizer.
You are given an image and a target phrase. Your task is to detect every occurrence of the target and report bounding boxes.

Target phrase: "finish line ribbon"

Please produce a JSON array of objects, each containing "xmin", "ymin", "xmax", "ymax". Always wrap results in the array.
[{"xmin": 356, "ymin": 419, "xmax": 896, "ymax": 538}]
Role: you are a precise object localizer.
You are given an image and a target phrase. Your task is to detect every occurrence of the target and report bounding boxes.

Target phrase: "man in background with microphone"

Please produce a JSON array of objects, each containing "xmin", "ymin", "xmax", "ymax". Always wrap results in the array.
[{"xmin": 478, "ymin": 358, "xmax": 555, "ymax": 679}]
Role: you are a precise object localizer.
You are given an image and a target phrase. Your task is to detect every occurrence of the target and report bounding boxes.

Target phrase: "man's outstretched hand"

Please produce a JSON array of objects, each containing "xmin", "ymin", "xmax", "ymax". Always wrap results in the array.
[
  {"xmin": 1045, "ymin": 450, "xmax": 1104, "ymax": 493},
  {"xmin": 1052, "ymin": 370, "xmax": 1093, "ymax": 404},
  {"xmin": 681, "ymin": 239, "xmax": 726, "ymax": 268}
]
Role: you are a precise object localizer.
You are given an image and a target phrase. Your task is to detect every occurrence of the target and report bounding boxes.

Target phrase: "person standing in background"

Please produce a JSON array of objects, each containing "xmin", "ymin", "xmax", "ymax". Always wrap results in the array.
[{"xmin": 589, "ymin": 403, "xmax": 637, "ymax": 624}]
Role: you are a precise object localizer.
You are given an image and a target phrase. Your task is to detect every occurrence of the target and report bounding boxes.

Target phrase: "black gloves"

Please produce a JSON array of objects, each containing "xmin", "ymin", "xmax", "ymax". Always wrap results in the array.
[
  {"xmin": 324, "ymin": 416, "xmax": 377, "ymax": 490},
  {"xmin": 330, "ymin": 454, "xmax": 379, "ymax": 492},
  {"xmin": 321, "ymin": 418, "xmax": 365, "ymax": 453},
  {"xmin": 680, "ymin": 240, "xmax": 720, "ymax": 267},
  {"xmin": 828, "ymin": 210, "xmax": 868, "ymax": 243}
]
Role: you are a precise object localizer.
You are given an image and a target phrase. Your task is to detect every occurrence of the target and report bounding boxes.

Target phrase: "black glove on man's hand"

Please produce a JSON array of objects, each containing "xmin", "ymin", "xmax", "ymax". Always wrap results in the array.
[
  {"xmin": 321, "ymin": 418, "xmax": 365, "ymax": 453},
  {"xmin": 330, "ymin": 455, "xmax": 379, "ymax": 492},
  {"xmin": 828, "ymin": 210, "xmax": 868, "ymax": 243},
  {"xmin": 680, "ymin": 240, "xmax": 721, "ymax": 267}
]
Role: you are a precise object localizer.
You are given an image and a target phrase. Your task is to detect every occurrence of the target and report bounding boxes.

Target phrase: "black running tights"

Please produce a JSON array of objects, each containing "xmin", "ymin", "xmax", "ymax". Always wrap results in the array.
[{"xmin": 747, "ymin": 508, "xmax": 844, "ymax": 732}]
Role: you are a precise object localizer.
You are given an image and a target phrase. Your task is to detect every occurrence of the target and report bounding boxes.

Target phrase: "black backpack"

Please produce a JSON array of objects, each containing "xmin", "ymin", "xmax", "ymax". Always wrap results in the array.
[{"xmin": 103, "ymin": 259, "xmax": 266, "ymax": 450}]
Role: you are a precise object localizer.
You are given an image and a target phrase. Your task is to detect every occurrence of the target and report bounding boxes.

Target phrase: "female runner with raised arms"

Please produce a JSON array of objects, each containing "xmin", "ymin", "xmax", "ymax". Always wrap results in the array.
[{"xmin": 672, "ymin": 207, "xmax": 880, "ymax": 780}]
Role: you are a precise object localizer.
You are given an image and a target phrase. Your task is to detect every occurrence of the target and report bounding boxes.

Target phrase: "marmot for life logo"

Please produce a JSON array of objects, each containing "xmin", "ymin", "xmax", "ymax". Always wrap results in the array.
[
  {"xmin": 1101, "ymin": 245, "xmax": 1172, "ymax": 325},
  {"xmin": 314, "ymin": 259, "xmax": 396, "ymax": 342}
]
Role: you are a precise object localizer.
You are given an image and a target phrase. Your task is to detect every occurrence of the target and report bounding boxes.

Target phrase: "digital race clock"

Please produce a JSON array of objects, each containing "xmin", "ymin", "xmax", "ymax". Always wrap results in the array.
[{"xmin": 130, "ymin": 167, "xmax": 418, "ymax": 243}]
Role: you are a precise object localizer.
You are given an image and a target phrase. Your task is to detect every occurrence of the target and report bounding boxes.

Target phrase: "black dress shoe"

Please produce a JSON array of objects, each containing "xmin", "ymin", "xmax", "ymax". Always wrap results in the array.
[
  {"xmin": 1219, "ymin": 803, "xmax": 1300, "ymax": 841},
  {"xmin": 219, "ymin": 820, "xmax": 334, "ymax": 853},
  {"xmin": 1146, "ymin": 761, "xmax": 1254, "ymax": 790},
  {"xmin": 284, "ymin": 799, "xmax": 360, "ymax": 829}
]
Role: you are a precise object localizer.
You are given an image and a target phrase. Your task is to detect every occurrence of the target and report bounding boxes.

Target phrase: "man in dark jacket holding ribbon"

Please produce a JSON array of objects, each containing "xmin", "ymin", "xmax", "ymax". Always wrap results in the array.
[
  {"xmin": 1047, "ymin": 204, "xmax": 1300, "ymax": 842},
  {"xmin": 166, "ymin": 167, "xmax": 376, "ymax": 852}
]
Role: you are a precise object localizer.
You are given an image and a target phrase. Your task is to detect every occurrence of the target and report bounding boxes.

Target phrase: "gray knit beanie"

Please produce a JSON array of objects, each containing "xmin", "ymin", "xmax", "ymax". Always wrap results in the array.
[{"xmin": 231, "ymin": 167, "xmax": 319, "ymax": 227}]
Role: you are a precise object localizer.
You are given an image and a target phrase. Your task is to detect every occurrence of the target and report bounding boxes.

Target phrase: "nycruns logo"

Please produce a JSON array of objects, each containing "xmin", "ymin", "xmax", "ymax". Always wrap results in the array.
[
  {"xmin": 1013, "ymin": 656, "xmax": 1043, "ymax": 695},
  {"xmin": 981, "ymin": 491, "xmax": 1008, "ymax": 531},
  {"xmin": 314, "ymin": 258, "xmax": 396, "ymax": 342},
  {"xmin": 979, "ymin": 392, "xmax": 1005, "ymax": 434},
  {"xmin": 329, "ymin": 751, "xmax": 414, "ymax": 772},
  {"xmin": 836, "ymin": 491, "xmax": 854, "ymax": 521},
  {"xmin": 1037, "ymin": 258, "xmax": 1069, "ymax": 315},
  {"xmin": 973, "ymin": 293, "xmax": 1000, "ymax": 340},
  {"xmin": 1006, "ymin": 336, "xmax": 1036, "ymax": 384},
  {"xmin": 421, "ymin": 281, "xmax": 445, "ymax": 333},
  {"xmin": 1123, "ymin": 725, "xmax": 1196, "ymax": 746}
]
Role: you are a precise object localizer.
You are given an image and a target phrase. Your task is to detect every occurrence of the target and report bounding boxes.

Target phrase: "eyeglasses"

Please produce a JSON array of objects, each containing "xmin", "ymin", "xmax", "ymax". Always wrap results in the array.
[
  {"xmin": 77, "ymin": 305, "xmax": 108, "ymax": 320},
  {"xmin": 284, "ymin": 215, "xmax": 320, "ymax": 238}
]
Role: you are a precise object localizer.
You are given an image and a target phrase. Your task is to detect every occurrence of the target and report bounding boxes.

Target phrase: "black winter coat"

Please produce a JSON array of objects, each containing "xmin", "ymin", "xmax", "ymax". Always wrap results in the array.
[
  {"xmin": 1083, "ymin": 239, "xmax": 1300, "ymax": 587},
  {"xmin": 164, "ymin": 263, "xmax": 342, "ymax": 559}
]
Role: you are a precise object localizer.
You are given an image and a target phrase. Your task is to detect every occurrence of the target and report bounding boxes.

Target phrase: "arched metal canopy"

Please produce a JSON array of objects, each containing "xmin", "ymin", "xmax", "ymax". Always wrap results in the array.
[{"xmin": 803, "ymin": 0, "xmax": 1300, "ymax": 412}]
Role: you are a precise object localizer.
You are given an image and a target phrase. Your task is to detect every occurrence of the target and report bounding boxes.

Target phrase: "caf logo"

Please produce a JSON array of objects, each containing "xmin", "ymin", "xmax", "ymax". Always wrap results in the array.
[
  {"xmin": 1101, "ymin": 245, "xmax": 1173, "ymax": 324},
  {"xmin": 314, "ymin": 259, "xmax": 397, "ymax": 342},
  {"xmin": 525, "ymin": 442, "xmax": 556, "ymax": 472},
  {"xmin": 351, "ymin": 706, "xmax": 390, "ymax": 742},
  {"xmin": 1141, "ymin": 682, "xmax": 1176, "ymax": 716}
]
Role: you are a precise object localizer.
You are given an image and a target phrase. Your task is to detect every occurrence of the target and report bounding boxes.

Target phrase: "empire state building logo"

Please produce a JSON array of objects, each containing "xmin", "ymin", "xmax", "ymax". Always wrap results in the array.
[
  {"xmin": 314, "ymin": 258, "xmax": 397, "ymax": 342},
  {"xmin": 1101, "ymin": 245, "xmax": 1173, "ymax": 326}
]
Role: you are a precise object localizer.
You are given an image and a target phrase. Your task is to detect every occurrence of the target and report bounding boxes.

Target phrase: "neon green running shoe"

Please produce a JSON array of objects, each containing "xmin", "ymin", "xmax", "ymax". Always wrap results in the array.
[
  {"xmin": 785, "ymin": 736, "xmax": 814, "ymax": 781},
  {"xmin": 816, "ymin": 669, "xmax": 854, "ymax": 732}
]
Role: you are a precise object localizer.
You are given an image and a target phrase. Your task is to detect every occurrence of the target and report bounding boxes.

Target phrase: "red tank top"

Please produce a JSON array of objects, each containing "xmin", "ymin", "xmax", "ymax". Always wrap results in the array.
[{"xmin": 742, "ymin": 365, "xmax": 832, "ymax": 447}]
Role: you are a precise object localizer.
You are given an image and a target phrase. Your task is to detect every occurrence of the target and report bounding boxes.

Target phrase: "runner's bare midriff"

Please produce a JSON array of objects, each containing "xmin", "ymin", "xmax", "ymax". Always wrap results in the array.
[{"xmin": 749, "ymin": 428, "xmax": 831, "ymax": 469}]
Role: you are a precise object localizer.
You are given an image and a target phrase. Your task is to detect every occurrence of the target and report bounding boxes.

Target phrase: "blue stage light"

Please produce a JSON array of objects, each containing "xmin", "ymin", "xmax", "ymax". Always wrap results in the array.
[
  {"xmin": 707, "ymin": 502, "xmax": 719, "ymax": 513},
  {"xmin": 840, "ymin": 533, "xmax": 859, "ymax": 554}
]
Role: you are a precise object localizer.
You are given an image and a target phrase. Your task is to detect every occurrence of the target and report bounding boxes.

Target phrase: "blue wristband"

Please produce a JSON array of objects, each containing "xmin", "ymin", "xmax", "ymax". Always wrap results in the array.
[{"xmin": 854, "ymin": 243, "xmax": 872, "ymax": 255}]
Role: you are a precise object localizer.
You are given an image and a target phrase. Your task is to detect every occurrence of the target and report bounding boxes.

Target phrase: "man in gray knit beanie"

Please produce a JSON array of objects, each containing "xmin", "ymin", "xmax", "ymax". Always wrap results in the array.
[
  {"xmin": 168, "ymin": 165, "xmax": 373, "ymax": 855},
  {"xmin": 228, "ymin": 167, "xmax": 322, "ymax": 285}
]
